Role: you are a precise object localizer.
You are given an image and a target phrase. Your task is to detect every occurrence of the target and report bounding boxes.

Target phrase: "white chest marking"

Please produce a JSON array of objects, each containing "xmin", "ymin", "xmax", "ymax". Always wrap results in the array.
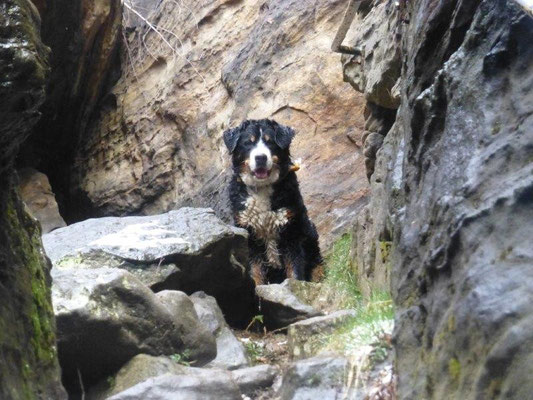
[{"xmin": 238, "ymin": 186, "xmax": 290, "ymax": 267}]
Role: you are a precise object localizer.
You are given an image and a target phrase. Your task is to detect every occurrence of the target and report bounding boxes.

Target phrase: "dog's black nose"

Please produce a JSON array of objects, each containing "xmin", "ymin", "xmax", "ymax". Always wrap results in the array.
[{"xmin": 255, "ymin": 154, "xmax": 267, "ymax": 166}]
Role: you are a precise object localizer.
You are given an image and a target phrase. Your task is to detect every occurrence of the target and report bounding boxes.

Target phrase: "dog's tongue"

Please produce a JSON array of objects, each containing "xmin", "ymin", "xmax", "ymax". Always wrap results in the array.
[{"xmin": 254, "ymin": 168, "xmax": 269, "ymax": 179}]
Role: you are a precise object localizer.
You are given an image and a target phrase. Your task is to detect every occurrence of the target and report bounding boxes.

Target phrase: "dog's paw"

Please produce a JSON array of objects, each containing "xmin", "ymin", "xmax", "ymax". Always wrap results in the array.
[{"xmin": 273, "ymin": 208, "xmax": 292, "ymax": 228}]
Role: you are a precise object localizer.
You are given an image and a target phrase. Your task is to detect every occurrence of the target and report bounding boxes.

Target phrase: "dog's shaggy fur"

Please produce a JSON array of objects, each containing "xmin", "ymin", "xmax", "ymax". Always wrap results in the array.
[{"xmin": 223, "ymin": 119, "xmax": 322, "ymax": 284}]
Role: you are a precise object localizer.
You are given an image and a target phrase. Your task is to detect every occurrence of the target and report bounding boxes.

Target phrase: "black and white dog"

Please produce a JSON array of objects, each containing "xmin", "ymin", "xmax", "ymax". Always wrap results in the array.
[{"xmin": 223, "ymin": 119, "xmax": 322, "ymax": 284}]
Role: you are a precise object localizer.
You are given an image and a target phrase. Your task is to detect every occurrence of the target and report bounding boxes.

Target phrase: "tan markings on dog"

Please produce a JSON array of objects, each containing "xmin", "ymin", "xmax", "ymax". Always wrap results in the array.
[
  {"xmin": 289, "ymin": 164, "xmax": 300, "ymax": 172},
  {"xmin": 250, "ymin": 135, "xmax": 256, "ymax": 142},
  {"xmin": 251, "ymin": 259, "xmax": 265, "ymax": 285},
  {"xmin": 311, "ymin": 264, "xmax": 325, "ymax": 282},
  {"xmin": 264, "ymin": 134, "xmax": 271, "ymax": 141},
  {"xmin": 272, "ymin": 155, "xmax": 279, "ymax": 164},
  {"xmin": 285, "ymin": 259, "xmax": 295, "ymax": 279},
  {"xmin": 237, "ymin": 186, "xmax": 291, "ymax": 269}
]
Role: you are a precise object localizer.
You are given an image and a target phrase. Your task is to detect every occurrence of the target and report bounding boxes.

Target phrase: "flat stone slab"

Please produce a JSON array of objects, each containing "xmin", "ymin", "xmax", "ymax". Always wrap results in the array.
[{"xmin": 43, "ymin": 207, "xmax": 247, "ymax": 263}]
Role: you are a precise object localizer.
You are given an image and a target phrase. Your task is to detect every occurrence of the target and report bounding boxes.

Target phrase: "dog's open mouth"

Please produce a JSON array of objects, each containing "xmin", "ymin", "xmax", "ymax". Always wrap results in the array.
[{"xmin": 253, "ymin": 167, "xmax": 270, "ymax": 179}]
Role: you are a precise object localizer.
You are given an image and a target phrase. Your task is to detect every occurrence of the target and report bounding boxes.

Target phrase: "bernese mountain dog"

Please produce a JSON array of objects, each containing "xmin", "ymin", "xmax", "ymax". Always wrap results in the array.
[{"xmin": 223, "ymin": 119, "xmax": 322, "ymax": 284}]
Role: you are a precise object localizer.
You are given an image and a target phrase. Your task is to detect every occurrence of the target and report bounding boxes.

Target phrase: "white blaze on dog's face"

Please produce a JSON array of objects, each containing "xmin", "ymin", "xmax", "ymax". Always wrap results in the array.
[
  {"xmin": 223, "ymin": 119, "xmax": 295, "ymax": 188},
  {"xmin": 249, "ymin": 129, "xmax": 273, "ymax": 178}
]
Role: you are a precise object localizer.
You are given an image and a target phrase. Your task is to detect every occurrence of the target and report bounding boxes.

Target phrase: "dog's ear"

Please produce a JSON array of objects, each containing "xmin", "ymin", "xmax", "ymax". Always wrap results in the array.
[
  {"xmin": 223, "ymin": 127, "xmax": 242, "ymax": 153},
  {"xmin": 274, "ymin": 123, "xmax": 295, "ymax": 149}
]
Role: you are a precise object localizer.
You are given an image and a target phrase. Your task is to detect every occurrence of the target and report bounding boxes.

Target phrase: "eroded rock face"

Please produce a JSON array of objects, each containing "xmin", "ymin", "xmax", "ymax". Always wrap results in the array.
[
  {"xmin": 0, "ymin": 0, "xmax": 66, "ymax": 398},
  {"xmin": 344, "ymin": 1, "xmax": 533, "ymax": 398},
  {"xmin": 18, "ymin": 0, "xmax": 123, "ymax": 223},
  {"xmin": 17, "ymin": 168, "xmax": 66, "ymax": 233},
  {"xmin": 69, "ymin": 0, "xmax": 368, "ymax": 247},
  {"xmin": 42, "ymin": 207, "xmax": 255, "ymax": 326}
]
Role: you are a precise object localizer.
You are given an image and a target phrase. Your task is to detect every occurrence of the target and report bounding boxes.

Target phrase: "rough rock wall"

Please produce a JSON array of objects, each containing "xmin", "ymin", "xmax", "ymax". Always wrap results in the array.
[
  {"xmin": 18, "ymin": 0, "xmax": 122, "ymax": 223},
  {"xmin": 0, "ymin": 0, "xmax": 65, "ymax": 397},
  {"xmin": 71, "ymin": 0, "xmax": 368, "ymax": 247},
  {"xmin": 344, "ymin": 0, "xmax": 533, "ymax": 399}
]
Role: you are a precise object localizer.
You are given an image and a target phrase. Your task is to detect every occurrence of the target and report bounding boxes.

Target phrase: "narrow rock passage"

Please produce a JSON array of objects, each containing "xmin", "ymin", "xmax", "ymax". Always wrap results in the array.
[{"xmin": 44, "ymin": 209, "xmax": 394, "ymax": 399}]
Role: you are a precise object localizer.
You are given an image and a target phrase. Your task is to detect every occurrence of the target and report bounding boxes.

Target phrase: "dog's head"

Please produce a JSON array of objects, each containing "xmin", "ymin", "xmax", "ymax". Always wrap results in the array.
[{"xmin": 223, "ymin": 119, "xmax": 295, "ymax": 187}]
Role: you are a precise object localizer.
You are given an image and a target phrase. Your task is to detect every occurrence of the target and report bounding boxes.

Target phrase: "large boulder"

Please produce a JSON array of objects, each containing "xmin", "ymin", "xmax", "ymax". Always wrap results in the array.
[
  {"xmin": 190, "ymin": 291, "xmax": 250, "ymax": 370},
  {"xmin": 344, "ymin": 0, "xmax": 533, "ymax": 398},
  {"xmin": 43, "ymin": 207, "xmax": 255, "ymax": 326},
  {"xmin": 256, "ymin": 280, "xmax": 322, "ymax": 330},
  {"xmin": 52, "ymin": 267, "xmax": 216, "ymax": 394},
  {"xmin": 64, "ymin": 0, "xmax": 368, "ymax": 248},
  {"xmin": 0, "ymin": 0, "xmax": 66, "ymax": 398}
]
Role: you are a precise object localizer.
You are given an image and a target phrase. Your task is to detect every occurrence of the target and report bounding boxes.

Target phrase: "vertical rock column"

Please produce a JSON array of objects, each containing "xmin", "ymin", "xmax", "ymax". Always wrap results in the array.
[{"xmin": 0, "ymin": 0, "xmax": 66, "ymax": 398}]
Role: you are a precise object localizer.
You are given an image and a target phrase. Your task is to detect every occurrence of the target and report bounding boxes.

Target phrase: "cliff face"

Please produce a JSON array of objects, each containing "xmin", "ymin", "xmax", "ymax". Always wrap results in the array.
[
  {"xmin": 0, "ymin": 0, "xmax": 65, "ymax": 397},
  {"xmin": 18, "ymin": 0, "xmax": 122, "ymax": 223},
  {"xmin": 66, "ymin": 0, "xmax": 368, "ymax": 247},
  {"xmin": 344, "ymin": 1, "xmax": 533, "ymax": 399}
]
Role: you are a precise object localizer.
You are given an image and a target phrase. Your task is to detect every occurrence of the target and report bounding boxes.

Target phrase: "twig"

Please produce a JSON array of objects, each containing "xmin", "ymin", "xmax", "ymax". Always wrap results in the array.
[
  {"xmin": 77, "ymin": 367, "xmax": 85, "ymax": 400},
  {"xmin": 331, "ymin": 0, "xmax": 363, "ymax": 55}
]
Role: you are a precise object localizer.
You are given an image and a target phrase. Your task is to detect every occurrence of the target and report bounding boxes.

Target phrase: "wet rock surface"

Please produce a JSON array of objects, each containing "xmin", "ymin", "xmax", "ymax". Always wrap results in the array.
[
  {"xmin": 344, "ymin": 0, "xmax": 533, "ymax": 398},
  {"xmin": 43, "ymin": 208, "xmax": 255, "ymax": 326},
  {"xmin": 0, "ymin": 0, "xmax": 66, "ymax": 398}
]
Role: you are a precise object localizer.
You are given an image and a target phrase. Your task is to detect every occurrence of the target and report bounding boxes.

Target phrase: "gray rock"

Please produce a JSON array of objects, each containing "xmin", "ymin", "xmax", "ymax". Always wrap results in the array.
[
  {"xmin": 107, "ymin": 372, "xmax": 241, "ymax": 400},
  {"xmin": 52, "ymin": 267, "xmax": 216, "ymax": 393},
  {"xmin": 342, "ymin": 1, "xmax": 401, "ymax": 109},
  {"xmin": 207, "ymin": 326, "xmax": 250, "ymax": 370},
  {"xmin": 256, "ymin": 280, "xmax": 322, "ymax": 330},
  {"xmin": 190, "ymin": 291, "xmax": 227, "ymax": 335},
  {"xmin": 344, "ymin": 0, "xmax": 533, "ymax": 399},
  {"xmin": 43, "ymin": 208, "xmax": 255, "ymax": 327},
  {"xmin": 288, "ymin": 310, "xmax": 357, "ymax": 360},
  {"xmin": 43, "ymin": 207, "xmax": 245, "ymax": 263},
  {"xmin": 191, "ymin": 291, "xmax": 250, "ymax": 370},
  {"xmin": 278, "ymin": 356, "xmax": 356, "ymax": 400},
  {"xmin": 155, "ymin": 290, "xmax": 216, "ymax": 363},
  {"xmin": 231, "ymin": 364, "xmax": 280, "ymax": 397}
]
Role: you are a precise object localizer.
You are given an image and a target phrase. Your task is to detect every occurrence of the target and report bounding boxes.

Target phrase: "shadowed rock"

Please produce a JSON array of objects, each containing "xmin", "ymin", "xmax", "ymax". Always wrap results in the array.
[
  {"xmin": 52, "ymin": 267, "xmax": 216, "ymax": 394},
  {"xmin": 191, "ymin": 291, "xmax": 250, "ymax": 370}
]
